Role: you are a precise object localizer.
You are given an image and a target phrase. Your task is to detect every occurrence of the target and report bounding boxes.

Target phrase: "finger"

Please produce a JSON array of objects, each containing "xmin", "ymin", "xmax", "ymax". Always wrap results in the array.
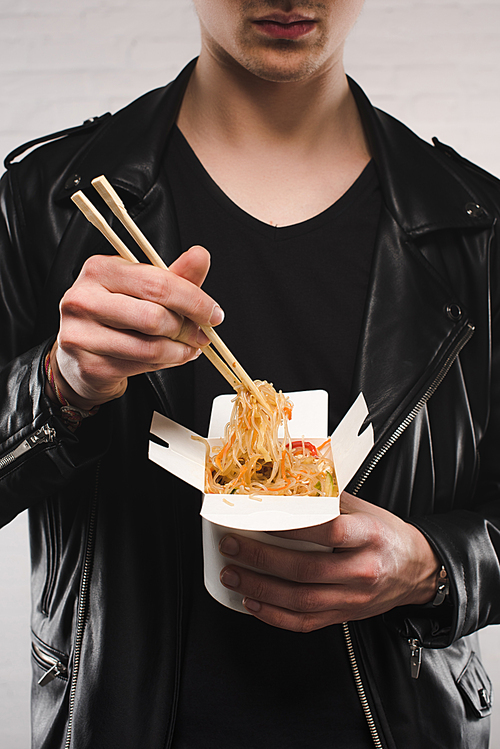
[
  {"xmin": 268, "ymin": 514, "xmax": 370, "ymax": 550},
  {"xmin": 219, "ymin": 534, "xmax": 344, "ymax": 584},
  {"xmin": 61, "ymin": 284, "xmax": 203, "ymax": 348},
  {"xmin": 239, "ymin": 600, "xmax": 342, "ymax": 632},
  {"xmin": 268, "ymin": 493, "xmax": 384, "ymax": 549},
  {"xmin": 58, "ymin": 322, "xmax": 200, "ymax": 375},
  {"xmin": 220, "ymin": 564, "xmax": 347, "ymax": 614},
  {"xmin": 220, "ymin": 556, "xmax": 402, "ymax": 628},
  {"xmin": 169, "ymin": 245, "xmax": 211, "ymax": 287},
  {"xmin": 78, "ymin": 255, "xmax": 224, "ymax": 327}
]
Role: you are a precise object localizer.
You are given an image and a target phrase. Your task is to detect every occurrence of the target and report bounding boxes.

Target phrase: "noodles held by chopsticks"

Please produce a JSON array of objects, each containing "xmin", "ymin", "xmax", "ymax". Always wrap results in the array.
[{"xmin": 202, "ymin": 381, "xmax": 338, "ymax": 496}]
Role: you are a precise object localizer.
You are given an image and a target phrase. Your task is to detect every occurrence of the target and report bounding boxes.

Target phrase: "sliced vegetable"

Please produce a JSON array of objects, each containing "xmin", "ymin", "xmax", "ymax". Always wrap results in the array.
[{"xmin": 288, "ymin": 440, "xmax": 319, "ymax": 456}]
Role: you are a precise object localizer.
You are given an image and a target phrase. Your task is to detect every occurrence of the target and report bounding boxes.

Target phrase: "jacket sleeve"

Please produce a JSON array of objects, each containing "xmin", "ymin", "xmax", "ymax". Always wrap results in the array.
[
  {"xmin": 385, "ymin": 221, "xmax": 500, "ymax": 649},
  {"xmin": 0, "ymin": 166, "xmax": 113, "ymax": 528}
]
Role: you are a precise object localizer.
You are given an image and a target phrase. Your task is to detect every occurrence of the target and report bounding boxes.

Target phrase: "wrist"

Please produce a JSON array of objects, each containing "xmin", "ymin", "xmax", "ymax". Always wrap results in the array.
[
  {"xmin": 404, "ymin": 524, "xmax": 443, "ymax": 606},
  {"xmin": 45, "ymin": 345, "xmax": 100, "ymax": 431},
  {"xmin": 47, "ymin": 343, "xmax": 98, "ymax": 410},
  {"xmin": 49, "ymin": 341, "xmax": 127, "ymax": 409}
]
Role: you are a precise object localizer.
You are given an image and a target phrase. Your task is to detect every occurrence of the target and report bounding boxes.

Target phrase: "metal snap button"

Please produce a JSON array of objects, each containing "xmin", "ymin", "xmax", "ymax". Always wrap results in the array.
[
  {"xmin": 465, "ymin": 202, "xmax": 485, "ymax": 218},
  {"xmin": 446, "ymin": 303, "xmax": 462, "ymax": 321},
  {"xmin": 479, "ymin": 687, "xmax": 491, "ymax": 710},
  {"xmin": 65, "ymin": 174, "xmax": 81, "ymax": 191}
]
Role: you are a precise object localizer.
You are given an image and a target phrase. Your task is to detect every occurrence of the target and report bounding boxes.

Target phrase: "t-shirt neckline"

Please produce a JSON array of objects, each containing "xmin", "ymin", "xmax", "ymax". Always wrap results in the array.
[{"xmin": 170, "ymin": 124, "xmax": 377, "ymax": 240}]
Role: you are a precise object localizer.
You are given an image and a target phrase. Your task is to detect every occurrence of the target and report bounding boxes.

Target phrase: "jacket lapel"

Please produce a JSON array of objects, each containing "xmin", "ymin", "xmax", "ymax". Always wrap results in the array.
[
  {"xmin": 349, "ymin": 77, "xmax": 493, "ymax": 236},
  {"xmin": 349, "ymin": 79, "xmax": 492, "ymax": 453},
  {"xmin": 350, "ymin": 206, "xmax": 474, "ymax": 452}
]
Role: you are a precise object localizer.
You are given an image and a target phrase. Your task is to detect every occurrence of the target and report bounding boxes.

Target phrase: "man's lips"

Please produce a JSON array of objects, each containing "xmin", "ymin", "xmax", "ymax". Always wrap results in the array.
[{"xmin": 252, "ymin": 16, "xmax": 317, "ymax": 40}]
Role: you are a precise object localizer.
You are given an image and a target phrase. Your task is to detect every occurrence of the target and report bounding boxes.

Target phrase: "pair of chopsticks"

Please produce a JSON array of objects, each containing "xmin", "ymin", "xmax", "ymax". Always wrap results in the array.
[{"xmin": 71, "ymin": 175, "xmax": 270, "ymax": 411}]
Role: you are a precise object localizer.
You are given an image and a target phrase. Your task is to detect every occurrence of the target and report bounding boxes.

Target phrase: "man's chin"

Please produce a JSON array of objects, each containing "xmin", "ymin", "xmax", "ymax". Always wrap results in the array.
[{"xmin": 236, "ymin": 48, "xmax": 330, "ymax": 83}]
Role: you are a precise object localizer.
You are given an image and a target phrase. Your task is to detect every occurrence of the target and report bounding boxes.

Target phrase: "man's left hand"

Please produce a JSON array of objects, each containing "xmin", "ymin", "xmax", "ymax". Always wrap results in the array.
[{"xmin": 219, "ymin": 492, "xmax": 441, "ymax": 632}]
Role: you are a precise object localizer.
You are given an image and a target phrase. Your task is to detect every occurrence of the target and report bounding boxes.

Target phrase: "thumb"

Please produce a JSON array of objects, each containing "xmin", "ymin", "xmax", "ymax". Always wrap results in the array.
[
  {"xmin": 339, "ymin": 491, "xmax": 364, "ymax": 514},
  {"xmin": 169, "ymin": 245, "xmax": 211, "ymax": 287}
]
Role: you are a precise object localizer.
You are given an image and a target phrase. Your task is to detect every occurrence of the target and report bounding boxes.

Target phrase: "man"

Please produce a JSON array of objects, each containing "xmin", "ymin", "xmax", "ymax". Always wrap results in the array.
[{"xmin": 0, "ymin": 2, "xmax": 497, "ymax": 747}]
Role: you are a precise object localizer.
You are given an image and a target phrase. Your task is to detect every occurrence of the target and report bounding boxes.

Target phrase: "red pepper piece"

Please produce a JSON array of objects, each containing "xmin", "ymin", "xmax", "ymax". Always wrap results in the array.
[{"xmin": 288, "ymin": 440, "xmax": 319, "ymax": 456}]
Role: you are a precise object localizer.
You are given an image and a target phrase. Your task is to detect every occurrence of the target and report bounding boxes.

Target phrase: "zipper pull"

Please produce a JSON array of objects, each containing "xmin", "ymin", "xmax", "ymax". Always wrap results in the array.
[
  {"xmin": 28, "ymin": 424, "xmax": 56, "ymax": 448},
  {"xmin": 0, "ymin": 424, "xmax": 57, "ymax": 472},
  {"xmin": 33, "ymin": 642, "xmax": 67, "ymax": 686},
  {"xmin": 409, "ymin": 638, "xmax": 422, "ymax": 679},
  {"xmin": 38, "ymin": 660, "xmax": 66, "ymax": 687}
]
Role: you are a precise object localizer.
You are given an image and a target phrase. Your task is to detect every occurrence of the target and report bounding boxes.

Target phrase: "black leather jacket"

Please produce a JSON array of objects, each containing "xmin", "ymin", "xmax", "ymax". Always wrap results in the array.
[{"xmin": 1, "ymin": 60, "xmax": 499, "ymax": 748}]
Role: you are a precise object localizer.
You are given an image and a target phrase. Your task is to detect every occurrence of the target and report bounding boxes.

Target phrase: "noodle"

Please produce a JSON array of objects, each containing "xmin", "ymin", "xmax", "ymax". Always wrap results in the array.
[{"xmin": 203, "ymin": 381, "xmax": 338, "ymax": 497}]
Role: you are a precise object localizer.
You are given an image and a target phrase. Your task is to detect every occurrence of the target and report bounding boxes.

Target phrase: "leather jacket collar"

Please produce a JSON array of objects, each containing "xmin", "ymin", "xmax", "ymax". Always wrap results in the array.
[
  {"xmin": 54, "ymin": 59, "xmax": 493, "ymax": 237},
  {"xmin": 54, "ymin": 59, "xmax": 197, "ymax": 205},
  {"xmin": 348, "ymin": 78, "xmax": 493, "ymax": 234}
]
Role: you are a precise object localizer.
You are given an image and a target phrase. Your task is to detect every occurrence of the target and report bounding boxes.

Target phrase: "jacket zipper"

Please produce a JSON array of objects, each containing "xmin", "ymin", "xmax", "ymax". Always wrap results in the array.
[
  {"xmin": 343, "ymin": 622, "xmax": 384, "ymax": 748},
  {"xmin": 352, "ymin": 324, "xmax": 475, "ymax": 495},
  {"xmin": 41, "ymin": 499, "xmax": 59, "ymax": 616},
  {"xmin": 33, "ymin": 642, "xmax": 68, "ymax": 686},
  {"xmin": 343, "ymin": 322, "xmax": 475, "ymax": 748},
  {"xmin": 408, "ymin": 638, "xmax": 422, "ymax": 679},
  {"xmin": 0, "ymin": 423, "xmax": 56, "ymax": 471},
  {"xmin": 64, "ymin": 461, "xmax": 100, "ymax": 749}
]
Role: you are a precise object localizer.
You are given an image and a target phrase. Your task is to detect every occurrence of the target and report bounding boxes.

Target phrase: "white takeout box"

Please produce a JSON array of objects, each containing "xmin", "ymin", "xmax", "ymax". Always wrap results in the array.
[{"xmin": 149, "ymin": 390, "xmax": 373, "ymax": 613}]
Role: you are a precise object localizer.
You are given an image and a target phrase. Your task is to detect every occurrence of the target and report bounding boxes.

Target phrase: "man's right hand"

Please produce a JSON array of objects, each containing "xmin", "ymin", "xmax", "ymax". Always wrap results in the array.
[{"xmin": 48, "ymin": 245, "xmax": 223, "ymax": 409}]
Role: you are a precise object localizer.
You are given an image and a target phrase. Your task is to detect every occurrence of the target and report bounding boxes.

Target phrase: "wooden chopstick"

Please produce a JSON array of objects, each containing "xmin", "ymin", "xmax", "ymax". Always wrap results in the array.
[
  {"xmin": 71, "ymin": 182, "xmax": 270, "ymax": 411},
  {"xmin": 70, "ymin": 191, "xmax": 139, "ymax": 265},
  {"xmin": 91, "ymin": 175, "xmax": 168, "ymax": 270}
]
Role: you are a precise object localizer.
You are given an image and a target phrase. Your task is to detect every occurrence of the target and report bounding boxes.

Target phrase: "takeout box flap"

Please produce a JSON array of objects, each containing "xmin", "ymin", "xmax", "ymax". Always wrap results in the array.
[
  {"xmin": 330, "ymin": 392, "xmax": 374, "ymax": 494},
  {"xmin": 149, "ymin": 412, "xmax": 206, "ymax": 492}
]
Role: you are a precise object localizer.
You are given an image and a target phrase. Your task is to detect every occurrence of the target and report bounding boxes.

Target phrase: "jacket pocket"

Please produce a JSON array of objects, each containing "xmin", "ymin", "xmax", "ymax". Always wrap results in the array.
[
  {"xmin": 456, "ymin": 651, "xmax": 493, "ymax": 718},
  {"xmin": 40, "ymin": 498, "xmax": 59, "ymax": 616},
  {"xmin": 31, "ymin": 633, "xmax": 69, "ymax": 687}
]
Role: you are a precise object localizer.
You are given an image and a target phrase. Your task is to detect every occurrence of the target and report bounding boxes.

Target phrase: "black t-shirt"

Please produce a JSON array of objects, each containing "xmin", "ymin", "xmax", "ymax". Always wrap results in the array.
[{"xmin": 165, "ymin": 125, "xmax": 381, "ymax": 748}]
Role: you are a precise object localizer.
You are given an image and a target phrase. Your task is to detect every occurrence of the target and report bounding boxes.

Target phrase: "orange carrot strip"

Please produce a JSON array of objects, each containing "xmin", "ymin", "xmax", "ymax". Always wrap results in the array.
[{"xmin": 317, "ymin": 438, "xmax": 332, "ymax": 452}]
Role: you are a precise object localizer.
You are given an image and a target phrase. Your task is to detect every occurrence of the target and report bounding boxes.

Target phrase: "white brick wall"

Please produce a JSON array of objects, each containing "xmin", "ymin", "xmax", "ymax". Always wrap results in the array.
[
  {"xmin": 1, "ymin": 2, "xmax": 500, "ymax": 747},
  {"xmin": 345, "ymin": 0, "xmax": 500, "ymax": 177},
  {"xmin": 0, "ymin": 0, "xmax": 201, "ymax": 165}
]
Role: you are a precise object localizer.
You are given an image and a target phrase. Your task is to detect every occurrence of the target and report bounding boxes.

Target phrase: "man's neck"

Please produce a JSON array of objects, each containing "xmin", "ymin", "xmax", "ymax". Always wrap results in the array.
[
  {"xmin": 180, "ymin": 48, "xmax": 359, "ymax": 147},
  {"xmin": 176, "ymin": 51, "xmax": 371, "ymax": 226}
]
